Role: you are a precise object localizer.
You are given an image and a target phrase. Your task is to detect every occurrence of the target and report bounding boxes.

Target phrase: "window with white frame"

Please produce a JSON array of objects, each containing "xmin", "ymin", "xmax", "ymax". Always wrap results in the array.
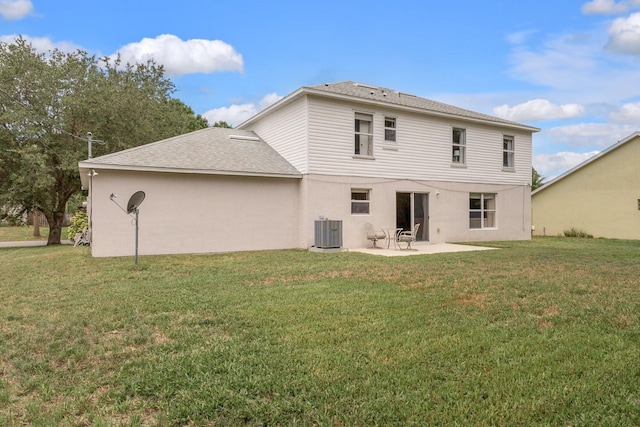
[
  {"xmin": 384, "ymin": 117, "xmax": 396, "ymax": 142},
  {"xmin": 354, "ymin": 113, "xmax": 373, "ymax": 156},
  {"xmin": 469, "ymin": 193, "xmax": 496, "ymax": 229},
  {"xmin": 503, "ymin": 135, "xmax": 514, "ymax": 168},
  {"xmin": 452, "ymin": 128, "xmax": 466, "ymax": 164},
  {"xmin": 351, "ymin": 189, "xmax": 371, "ymax": 214}
]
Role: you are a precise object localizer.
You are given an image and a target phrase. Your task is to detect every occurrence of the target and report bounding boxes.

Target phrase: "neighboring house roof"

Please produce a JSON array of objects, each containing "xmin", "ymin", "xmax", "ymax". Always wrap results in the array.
[
  {"xmin": 532, "ymin": 131, "xmax": 640, "ymax": 195},
  {"xmin": 239, "ymin": 81, "xmax": 540, "ymax": 133},
  {"xmin": 78, "ymin": 127, "xmax": 302, "ymax": 185}
]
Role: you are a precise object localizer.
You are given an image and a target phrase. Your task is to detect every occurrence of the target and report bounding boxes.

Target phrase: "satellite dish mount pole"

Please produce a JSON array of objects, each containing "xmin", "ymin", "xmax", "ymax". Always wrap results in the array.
[
  {"xmin": 134, "ymin": 207, "xmax": 140, "ymax": 265},
  {"xmin": 124, "ymin": 191, "xmax": 145, "ymax": 266}
]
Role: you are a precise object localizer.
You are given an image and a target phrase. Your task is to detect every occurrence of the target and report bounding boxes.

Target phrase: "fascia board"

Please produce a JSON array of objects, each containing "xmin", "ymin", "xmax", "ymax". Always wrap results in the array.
[{"xmin": 78, "ymin": 162, "xmax": 302, "ymax": 179}]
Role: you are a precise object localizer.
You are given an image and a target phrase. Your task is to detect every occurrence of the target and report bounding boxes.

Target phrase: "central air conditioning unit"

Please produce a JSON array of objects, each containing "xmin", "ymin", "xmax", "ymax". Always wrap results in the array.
[{"xmin": 314, "ymin": 219, "xmax": 343, "ymax": 249}]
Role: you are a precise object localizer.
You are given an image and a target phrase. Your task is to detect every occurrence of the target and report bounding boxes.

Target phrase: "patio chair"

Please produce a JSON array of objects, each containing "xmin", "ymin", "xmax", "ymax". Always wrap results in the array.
[
  {"xmin": 364, "ymin": 223, "xmax": 386, "ymax": 248},
  {"xmin": 397, "ymin": 223, "xmax": 420, "ymax": 250}
]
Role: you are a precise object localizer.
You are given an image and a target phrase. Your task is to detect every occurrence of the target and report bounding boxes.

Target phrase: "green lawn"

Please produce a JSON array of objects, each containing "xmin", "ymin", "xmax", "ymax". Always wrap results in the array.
[
  {"xmin": 0, "ymin": 225, "xmax": 49, "ymax": 241},
  {"xmin": 0, "ymin": 225, "xmax": 70, "ymax": 242},
  {"xmin": 1, "ymin": 237, "xmax": 639, "ymax": 426}
]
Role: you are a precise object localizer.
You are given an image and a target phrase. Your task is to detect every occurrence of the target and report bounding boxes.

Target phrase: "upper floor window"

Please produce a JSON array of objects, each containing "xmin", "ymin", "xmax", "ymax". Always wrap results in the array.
[
  {"xmin": 351, "ymin": 189, "xmax": 371, "ymax": 214},
  {"xmin": 452, "ymin": 128, "xmax": 466, "ymax": 164},
  {"xmin": 503, "ymin": 136, "xmax": 514, "ymax": 169},
  {"xmin": 384, "ymin": 117, "xmax": 396, "ymax": 142},
  {"xmin": 469, "ymin": 193, "xmax": 496, "ymax": 229},
  {"xmin": 354, "ymin": 113, "xmax": 373, "ymax": 156}
]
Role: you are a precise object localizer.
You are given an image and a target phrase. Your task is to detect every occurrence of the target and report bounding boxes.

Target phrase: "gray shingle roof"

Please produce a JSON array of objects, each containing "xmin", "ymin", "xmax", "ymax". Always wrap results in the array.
[
  {"xmin": 80, "ymin": 127, "xmax": 301, "ymax": 178},
  {"xmin": 303, "ymin": 81, "xmax": 539, "ymax": 131}
]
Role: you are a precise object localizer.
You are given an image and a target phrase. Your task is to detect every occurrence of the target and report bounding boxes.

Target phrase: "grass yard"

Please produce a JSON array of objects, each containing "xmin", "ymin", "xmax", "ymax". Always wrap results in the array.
[
  {"xmin": 0, "ymin": 237, "xmax": 639, "ymax": 426},
  {"xmin": 0, "ymin": 226, "xmax": 70, "ymax": 242}
]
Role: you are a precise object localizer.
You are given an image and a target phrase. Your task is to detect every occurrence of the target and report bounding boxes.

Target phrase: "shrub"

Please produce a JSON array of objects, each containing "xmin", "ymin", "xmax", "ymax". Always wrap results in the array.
[
  {"xmin": 0, "ymin": 206, "xmax": 26, "ymax": 226},
  {"xmin": 67, "ymin": 211, "xmax": 88, "ymax": 240},
  {"xmin": 563, "ymin": 227, "xmax": 593, "ymax": 238}
]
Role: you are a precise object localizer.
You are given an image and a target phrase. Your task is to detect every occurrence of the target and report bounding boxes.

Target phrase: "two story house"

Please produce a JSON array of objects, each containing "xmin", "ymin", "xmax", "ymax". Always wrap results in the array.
[{"xmin": 79, "ymin": 81, "xmax": 539, "ymax": 257}]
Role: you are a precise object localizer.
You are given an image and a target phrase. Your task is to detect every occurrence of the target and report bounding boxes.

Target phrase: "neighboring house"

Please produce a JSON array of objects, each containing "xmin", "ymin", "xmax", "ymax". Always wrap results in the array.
[
  {"xmin": 79, "ymin": 81, "xmax": 539, "ymax": 257},
  {"xmin": 532, "ymin": 131, "xmax": 640, "ymax": 239}
]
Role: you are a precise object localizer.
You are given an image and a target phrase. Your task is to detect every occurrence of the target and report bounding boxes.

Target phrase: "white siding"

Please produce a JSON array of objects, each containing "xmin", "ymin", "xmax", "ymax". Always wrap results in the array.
[
  {"xmin": 306, "ymin": 96, "xmax": 532, "ymax": 185},
  {"xmin": 240, "ymin": 96, "xmax": 309, "ymax": 173}
]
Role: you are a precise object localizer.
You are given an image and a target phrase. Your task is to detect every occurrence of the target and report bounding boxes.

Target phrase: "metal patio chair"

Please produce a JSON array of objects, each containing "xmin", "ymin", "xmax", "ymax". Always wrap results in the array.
[
  {"xmin": 365, "ymin": 223, "xmax": 386, "ymax": 248},
  {"xmin": 397, "ymin": 223, "xmax": 420, "ymax": 250}
]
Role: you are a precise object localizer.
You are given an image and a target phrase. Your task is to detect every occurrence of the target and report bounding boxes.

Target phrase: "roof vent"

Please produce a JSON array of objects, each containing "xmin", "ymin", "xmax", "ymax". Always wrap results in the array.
[
  {"xmin": 355, "ymin": 83, "xmax": 378, "ymax": 90},
  {"xmin": 229, "ymin": 135, "xmax": 260, "ymax": 141}
]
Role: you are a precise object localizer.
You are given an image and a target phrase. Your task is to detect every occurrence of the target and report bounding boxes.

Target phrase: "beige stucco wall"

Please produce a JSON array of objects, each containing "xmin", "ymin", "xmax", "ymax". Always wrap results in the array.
[
  {"xmin": 88, "ymin": 169, "xmax": 530, "ymax": 257},
  {"xmin": 301, "ymin": 174, "xmax": 531, "ymax": 249},
  {"xmin": 89, "ymin": 169, "xmax": 301, "ymax": 257},
  {"xmin": 532, "ymin": 136, "xmax": 640, "ymax": 239}
]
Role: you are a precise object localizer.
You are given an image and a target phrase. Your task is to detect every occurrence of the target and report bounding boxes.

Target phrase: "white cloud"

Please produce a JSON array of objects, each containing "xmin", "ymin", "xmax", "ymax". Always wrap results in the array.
[
  {"xmin": 581, "ymin": 0, "xmax": 628, "ymax": 15},
  {"xmin": 0, "ymin": 0, "xmax": 33, "ymax": 20},
  {"xmin": 0, "ymin": 34, "xmax": 80, "ymax": 53},
  {"xmin": 508, "ymin": 33, "xmax": 601, "ymax": 92},
  {"xmin": 202, "ymin": 103, "xmax": 256, "ymax": 127},
  {"xmin": 507, "ymin": 27, "xmax": 640, "ymax": 104},
  {"xmin": 493, "ymin": 99, "xmax": 585, "ymax": 122},
  {"xmin": 257, "ymin": 93, "xmax": 282, "ymax": 110},
  {"xmin": 608, "ymin": 101, "xmax": 640, "ymax": 121},
  {"xmin": 110, "ymin": 34, "xmax": 243, "ymax": 76},
  {"xmin": 534, "ymin": 150, "xmax": 601, "ymax": 179},
  {"xmin": 606, "ymin": 12, "xmax": 640, "ymax": 54},
  {"xmin": 546, "ymin": 122, "xmax": 637, "ymax": 147},
  {"xmin": 506, "ymin": 30, "xmax": 537, "ymax": 45},
  {"xmin": 202, "ymin": 93, "xmax": 283, "ymax": 127}
]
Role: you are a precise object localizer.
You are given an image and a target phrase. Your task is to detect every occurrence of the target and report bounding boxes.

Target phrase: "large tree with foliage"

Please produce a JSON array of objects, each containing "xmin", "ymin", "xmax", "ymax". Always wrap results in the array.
[
  {"xmin": 212, "ymin": 120, "xmax": 232, "ymax": 128},
  {"xmin": 0, "ymin": 37, "xmax": 208, "ymax": 244},
  {"xmin": 532, "ymin": 167, "xmax": 545, "ymax": 191}
]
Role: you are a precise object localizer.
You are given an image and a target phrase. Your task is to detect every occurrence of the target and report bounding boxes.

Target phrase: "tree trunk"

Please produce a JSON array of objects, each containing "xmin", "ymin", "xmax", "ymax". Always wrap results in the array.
[
  {"xmin": 46, "ymin": 211, "xmax": 65, "ymax": 245},
  {"xmin": 33, "ymin": 210, "xmax": 41, "ymax": 237}
]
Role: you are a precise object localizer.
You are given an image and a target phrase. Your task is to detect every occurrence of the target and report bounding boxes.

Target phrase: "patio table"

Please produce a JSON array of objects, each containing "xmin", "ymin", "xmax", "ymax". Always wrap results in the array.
[{"xmin": 385, "ymin": 228, "xmax": 402, "ymax": 249}]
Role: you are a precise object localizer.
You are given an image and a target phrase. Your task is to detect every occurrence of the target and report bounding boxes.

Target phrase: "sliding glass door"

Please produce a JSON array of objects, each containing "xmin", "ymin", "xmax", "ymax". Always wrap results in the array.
[{"xmin": 396, "ymin": 192, "xmax": 429, "ymax": 241}]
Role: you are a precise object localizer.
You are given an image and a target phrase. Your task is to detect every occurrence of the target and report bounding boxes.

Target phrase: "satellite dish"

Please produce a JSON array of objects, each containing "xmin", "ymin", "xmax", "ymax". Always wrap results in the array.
[{"xmin": 127, "ymin": 191, "xmax": 146, "ymax": 214}]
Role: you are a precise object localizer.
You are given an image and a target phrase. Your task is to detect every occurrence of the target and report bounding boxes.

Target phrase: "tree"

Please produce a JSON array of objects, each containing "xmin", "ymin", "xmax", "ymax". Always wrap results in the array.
[
  {"xmin": 532, "ymin": 167, "xmax": 545, "ymax": 191},
  {"xmin": 0, "ymin": 37, "xmax": 209, "ymax": 244},
  {"xmin": 213, "ymin": 120, "xmax": 232, "ymax": 128}
]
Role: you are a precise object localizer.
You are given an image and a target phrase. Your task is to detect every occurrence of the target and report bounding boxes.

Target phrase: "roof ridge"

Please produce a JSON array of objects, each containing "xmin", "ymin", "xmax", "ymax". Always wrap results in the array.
[
  {"xmin": 83, "ymin": 127, "xmax": 259, "ymax": 163},
  {"xmin": 304, "ymin": 81, "xmax": 538, "ymax": 131}
]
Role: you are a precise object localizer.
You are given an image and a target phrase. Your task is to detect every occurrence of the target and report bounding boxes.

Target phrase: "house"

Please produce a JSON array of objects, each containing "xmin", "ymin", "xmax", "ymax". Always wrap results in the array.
[
  {"xmin": 532, "ymin": 131, "xmax": 640, "ymax": 239},
  {"xmin": 79, "ymin": 81, "xmax": 539, "ymax": 257}
]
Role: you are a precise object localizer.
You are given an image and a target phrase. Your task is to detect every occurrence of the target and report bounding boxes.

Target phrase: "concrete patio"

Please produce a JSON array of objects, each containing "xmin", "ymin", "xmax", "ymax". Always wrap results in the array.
[{"xmin": 348, "ymin": 242, "xmax": 497, "ymax": 257}]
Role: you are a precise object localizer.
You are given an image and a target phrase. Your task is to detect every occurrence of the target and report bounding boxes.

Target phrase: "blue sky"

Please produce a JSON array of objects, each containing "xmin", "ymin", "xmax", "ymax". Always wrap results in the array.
[{"xmin": 2, "ymin": 0, "xmax": 640, "ymax": 179}]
